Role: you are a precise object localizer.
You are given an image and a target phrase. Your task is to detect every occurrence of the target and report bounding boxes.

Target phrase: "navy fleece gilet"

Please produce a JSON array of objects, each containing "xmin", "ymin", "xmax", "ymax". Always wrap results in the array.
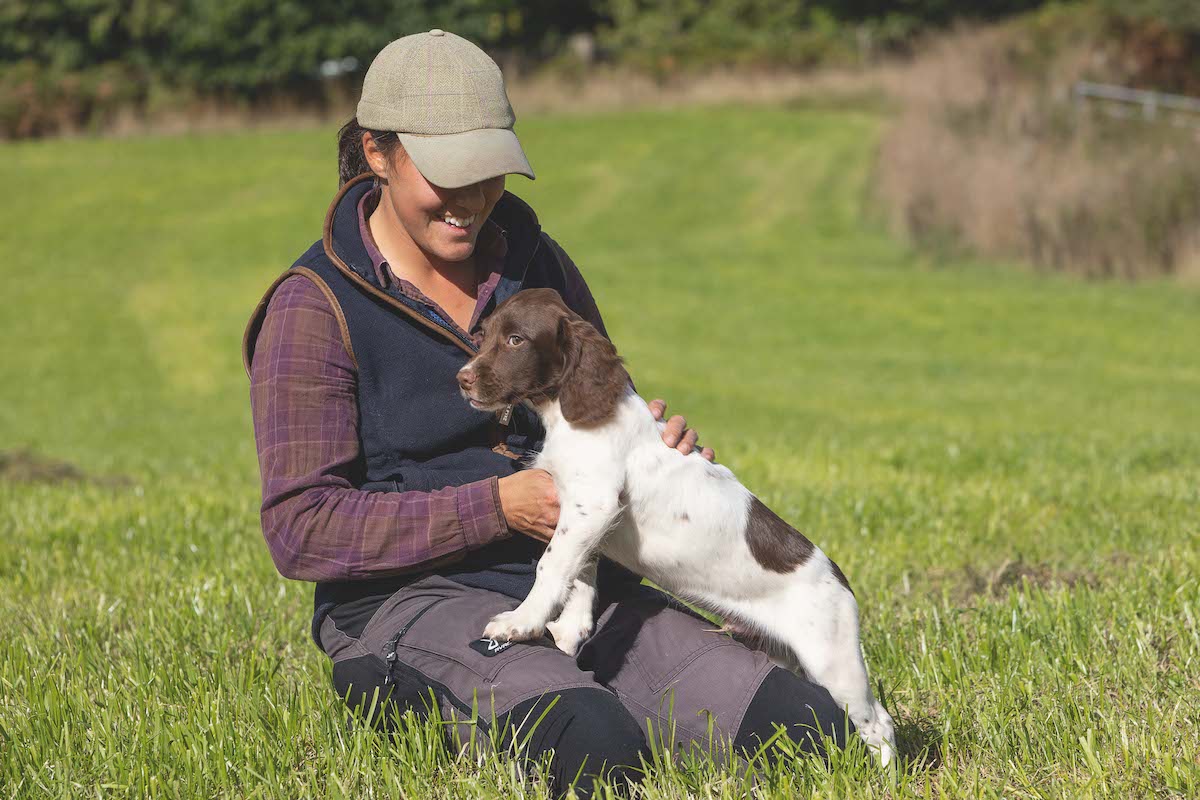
[{"xmin": 251, "ymin": 175, "xmax": 635, "ymax": 644}]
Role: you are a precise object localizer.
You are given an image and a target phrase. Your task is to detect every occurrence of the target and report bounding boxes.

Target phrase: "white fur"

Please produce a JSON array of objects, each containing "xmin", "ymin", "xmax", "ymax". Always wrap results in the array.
[{"xmin": 482, "ymin": 388, "xmax": 896, "ymax": 766}]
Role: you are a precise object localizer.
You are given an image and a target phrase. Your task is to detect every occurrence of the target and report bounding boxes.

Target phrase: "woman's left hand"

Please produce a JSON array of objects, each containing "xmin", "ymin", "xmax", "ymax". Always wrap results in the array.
[{"xmin": 649, "ymin": 398, "xmax": 716, "ymax": 462}]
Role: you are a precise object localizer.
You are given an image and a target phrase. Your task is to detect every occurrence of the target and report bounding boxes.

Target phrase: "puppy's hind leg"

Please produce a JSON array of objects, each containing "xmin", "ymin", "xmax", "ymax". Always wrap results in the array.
[
  {"xmin": 546, "ymin": 557, "xmax": 598, "ymax": 656},
  {"xmin": 769, "ymin": 578, "xmax": 896, "ymax": 766}
]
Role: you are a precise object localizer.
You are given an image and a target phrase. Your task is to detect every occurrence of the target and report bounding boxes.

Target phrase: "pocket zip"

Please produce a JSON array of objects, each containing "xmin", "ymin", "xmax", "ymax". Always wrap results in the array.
[{"xmin": 383, "ymin": 598, "xmax": 448, "ymax": 685}]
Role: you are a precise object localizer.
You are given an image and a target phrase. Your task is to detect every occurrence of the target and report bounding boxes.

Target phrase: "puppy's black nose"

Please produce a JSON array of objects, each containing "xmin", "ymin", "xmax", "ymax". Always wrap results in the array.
[{"xmin": 457, "ymin": 368, "xmax": 476, "ymax": 390}]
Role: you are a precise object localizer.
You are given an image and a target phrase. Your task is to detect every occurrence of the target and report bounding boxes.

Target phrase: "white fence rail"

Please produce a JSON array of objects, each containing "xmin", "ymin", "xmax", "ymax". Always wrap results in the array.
[{"xmin": 1072, "ymin": 80, "xmax": 1200, "ymax": 125}]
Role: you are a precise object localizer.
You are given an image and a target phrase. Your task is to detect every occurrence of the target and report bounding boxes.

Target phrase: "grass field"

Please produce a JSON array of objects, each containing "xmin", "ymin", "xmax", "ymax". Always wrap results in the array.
[{"xmin": 2, "ymin": 105, "xmax": 1198, "ymax": 798}]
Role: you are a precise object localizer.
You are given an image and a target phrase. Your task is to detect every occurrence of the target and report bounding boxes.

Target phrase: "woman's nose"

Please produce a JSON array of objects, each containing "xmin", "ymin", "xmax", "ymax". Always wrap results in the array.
[{"xmin": 454, "ymin": 182, "xmax": 486, "ymax": 213}]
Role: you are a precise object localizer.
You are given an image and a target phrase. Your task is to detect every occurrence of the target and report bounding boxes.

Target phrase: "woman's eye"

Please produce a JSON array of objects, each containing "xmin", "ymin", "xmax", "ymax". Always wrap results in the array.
[{"xmin": 507, "ymin": 334, "xmax": 524, "ymax": 346}]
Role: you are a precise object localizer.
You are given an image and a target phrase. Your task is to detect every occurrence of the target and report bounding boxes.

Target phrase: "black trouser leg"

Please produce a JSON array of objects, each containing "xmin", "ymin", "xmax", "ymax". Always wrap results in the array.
[
  {"xmin": 498, "ymin": 688, "xmax": 649, "ymax": 799},
  {"xmin": 734, "ymin": 666, "xmax": 854, "ymax": 763}
]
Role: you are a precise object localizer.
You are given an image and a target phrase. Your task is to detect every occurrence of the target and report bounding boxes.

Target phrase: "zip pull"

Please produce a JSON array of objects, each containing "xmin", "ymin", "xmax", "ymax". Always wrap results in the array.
[
  {"xmin": 383, "ymin": 636, "xmax": 400, "ymax": 685},
  {"xmin": 383, "ymin": 598, "xmax": 448, "ymax": 685},
  {"xmin": 498, "ymin": 405, "xmax": 513, "ymax": 426}
]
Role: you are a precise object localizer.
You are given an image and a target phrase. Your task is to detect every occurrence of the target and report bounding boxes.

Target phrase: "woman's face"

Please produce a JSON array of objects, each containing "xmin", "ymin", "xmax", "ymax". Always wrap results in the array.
[{"xmin": 365, "ymin": 133, "xmax": 505, "ymax": 264}]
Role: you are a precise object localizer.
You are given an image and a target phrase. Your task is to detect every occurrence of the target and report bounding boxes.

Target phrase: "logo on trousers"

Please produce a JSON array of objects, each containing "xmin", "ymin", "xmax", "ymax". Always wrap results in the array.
[{"xmin": 469, "ymin": 637, "xmax": 515, "ymax": 657}]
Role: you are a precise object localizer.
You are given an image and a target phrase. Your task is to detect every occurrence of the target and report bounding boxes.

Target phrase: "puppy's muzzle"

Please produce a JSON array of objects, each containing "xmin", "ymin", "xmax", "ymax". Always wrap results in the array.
[{"xmin": 456, "ymin": 366, "xmax": 477, "ymax": 393}]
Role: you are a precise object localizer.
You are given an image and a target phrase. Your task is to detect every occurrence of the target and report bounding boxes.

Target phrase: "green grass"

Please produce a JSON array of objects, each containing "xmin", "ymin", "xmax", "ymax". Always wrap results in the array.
[{"xmin": 2, "ymin": 105, "xmax": 1198, "ymax": 798}]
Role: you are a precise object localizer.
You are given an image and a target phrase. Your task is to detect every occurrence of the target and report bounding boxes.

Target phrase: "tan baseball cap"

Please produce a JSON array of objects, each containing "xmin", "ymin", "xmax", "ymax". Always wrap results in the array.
[{"xmin": 357, "ymin": 29, "xmax": 535, "ymax": 189}]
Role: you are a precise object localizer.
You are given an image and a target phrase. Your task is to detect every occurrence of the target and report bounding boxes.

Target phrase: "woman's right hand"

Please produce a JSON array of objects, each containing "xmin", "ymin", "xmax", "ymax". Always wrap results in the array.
[{"xmin": 497, "ymin": 469, "xmax": 559, "ymax": 543}]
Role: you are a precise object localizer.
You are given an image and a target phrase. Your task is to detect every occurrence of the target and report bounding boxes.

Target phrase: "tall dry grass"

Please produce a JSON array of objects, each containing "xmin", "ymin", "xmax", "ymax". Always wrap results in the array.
[{"xmin": 874, "ymin": 13, "xmax": 1200, "ymax": 279}]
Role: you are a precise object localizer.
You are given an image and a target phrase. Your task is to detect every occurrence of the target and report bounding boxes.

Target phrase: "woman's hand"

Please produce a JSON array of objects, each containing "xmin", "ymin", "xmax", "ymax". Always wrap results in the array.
[
  {"xmin": 649, "ymin": 398, "xmax": 716, "ymax": 462},
  {"xmin": 497, "ymin": 469, "xmax": 559, "ymax": 543}
]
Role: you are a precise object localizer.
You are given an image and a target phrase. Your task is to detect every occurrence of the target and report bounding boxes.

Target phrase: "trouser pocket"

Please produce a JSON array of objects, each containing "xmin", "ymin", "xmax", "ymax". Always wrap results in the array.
[
  {"xmin": 350, "ymin": 577, "xmax": 601, "ymax": 724},
  {"xmin": 379, "ymin": 598, "xmax": 449, "ymax": 685},
  {"xmin": 384, "ymin": 593, "xmax": 546, "ymax": 683}
]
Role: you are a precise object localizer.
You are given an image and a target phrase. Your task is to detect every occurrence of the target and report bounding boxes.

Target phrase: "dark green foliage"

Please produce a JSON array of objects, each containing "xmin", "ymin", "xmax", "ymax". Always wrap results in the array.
[
  {"xmin": 0, "ymin": 0, "xmax": 601, "ymax": 135},
  {"xmin": 1099, "ymin": 0, "xmax": 1200, "ymax": 34},
  {"xmin": 598, "ymin": 0, "xmax": 852, "ymax": 71},
  {"xmin": 0, "ymin": 0, "xmax": 597, "ymax": 92},
  {"xmin": 1095, "ymin": 0, "xmax": 1200, "ymax": 93},
  {"xmin": 0, "ymin": 0, "xmax": 1093, "ymax": 101},
  {"xmin": 596, "ymin": 0, "xmax": 1052, "ymax": 72}
]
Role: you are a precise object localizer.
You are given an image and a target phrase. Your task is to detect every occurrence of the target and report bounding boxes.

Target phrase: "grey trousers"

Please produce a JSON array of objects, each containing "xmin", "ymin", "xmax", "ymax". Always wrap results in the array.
[{"xmin": 319, "ymin": 574, "xmax": 779, "ymax": 751}]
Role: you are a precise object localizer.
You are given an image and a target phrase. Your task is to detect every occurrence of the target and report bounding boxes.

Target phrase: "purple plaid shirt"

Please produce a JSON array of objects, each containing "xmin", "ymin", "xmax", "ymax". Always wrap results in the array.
[{"xmin": 249, "ymin": 189, "xmax": 607, "ymax": 582}]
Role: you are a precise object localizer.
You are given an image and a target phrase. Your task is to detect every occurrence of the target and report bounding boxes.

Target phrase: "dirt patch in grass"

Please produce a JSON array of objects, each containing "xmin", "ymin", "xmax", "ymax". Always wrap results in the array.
[
  {"xmin": 0, "ymin": 448, "xmax": 129, "ymax": 487},
  {"xmin": 963, "ymin": 558, "xmax": 1100, "ymax": 598},
  {"xmin": 927, "ymin": 555, "xmax": 1126, "ymax": 604}
]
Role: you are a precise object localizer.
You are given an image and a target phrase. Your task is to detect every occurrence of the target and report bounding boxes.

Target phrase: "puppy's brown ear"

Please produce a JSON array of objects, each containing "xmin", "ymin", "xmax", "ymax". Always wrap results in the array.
[{"xmin": 557, "ymin": 314, "xmax": 630, "ymax": 427}]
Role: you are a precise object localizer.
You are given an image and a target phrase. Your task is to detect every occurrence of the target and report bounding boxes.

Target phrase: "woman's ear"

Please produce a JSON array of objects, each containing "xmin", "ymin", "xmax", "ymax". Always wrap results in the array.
[
  {"xmin": 557, "ymin": 315, "xmax": 630, "ymax": 427},
  {"xmin": 362, "ymin": 132, "xmax": 389, "ymax": 179}
]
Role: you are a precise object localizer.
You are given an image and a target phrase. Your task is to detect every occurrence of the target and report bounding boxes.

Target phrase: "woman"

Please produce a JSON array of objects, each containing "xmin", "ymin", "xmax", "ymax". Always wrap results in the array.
[{"xmin": 245, "ymin": 29, "xmax": 850, "ymax": 798}]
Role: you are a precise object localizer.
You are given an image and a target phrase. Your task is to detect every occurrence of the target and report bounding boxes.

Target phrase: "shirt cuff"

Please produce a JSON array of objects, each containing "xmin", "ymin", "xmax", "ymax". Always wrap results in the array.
[{"xmin": 457, "ymin": 476, "xmax": 510, "ymax": 551}]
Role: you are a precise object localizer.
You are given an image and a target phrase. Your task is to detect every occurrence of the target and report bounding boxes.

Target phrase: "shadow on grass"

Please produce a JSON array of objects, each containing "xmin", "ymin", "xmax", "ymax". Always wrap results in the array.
[
  {"xmin": 0, "ymin": 447, "xmax": 131, "ymax": 487},
  {"xmin": 895, "ymin": 706, "xmax": 945, "ymax": 772}
]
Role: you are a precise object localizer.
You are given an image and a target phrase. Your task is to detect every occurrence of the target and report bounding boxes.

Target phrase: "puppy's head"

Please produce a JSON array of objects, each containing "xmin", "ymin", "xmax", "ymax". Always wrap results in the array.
[{"xmin": 457, "ymin": 288, "xmax": 629, "ymax": 427}]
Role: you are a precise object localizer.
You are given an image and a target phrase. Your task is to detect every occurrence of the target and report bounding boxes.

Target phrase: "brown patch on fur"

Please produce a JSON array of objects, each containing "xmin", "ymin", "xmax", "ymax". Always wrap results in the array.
[
  {"xmin": 460, "ymin": 288, "xmax": 629, "ymax": 428},
  {"xmin": 556, "ymin": 312, "xmax": 629, "ymax": 427},
  {"xmin": 745, "ymin": 496, "xmax": 815, "ymax": 573},
  {"xmin": 828, "ymin": 558, "xmax": 854, "ymax": 595}
]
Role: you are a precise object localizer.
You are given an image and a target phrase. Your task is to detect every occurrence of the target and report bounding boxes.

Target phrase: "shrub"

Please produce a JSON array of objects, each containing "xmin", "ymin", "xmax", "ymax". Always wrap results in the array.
[
  {"xmin": 874, "ymin": 8, "xmax": 1200, "ymax": 279},
  {"xmin": 0, "ymin": 0, "xmax": 600, "ymax": 137}
]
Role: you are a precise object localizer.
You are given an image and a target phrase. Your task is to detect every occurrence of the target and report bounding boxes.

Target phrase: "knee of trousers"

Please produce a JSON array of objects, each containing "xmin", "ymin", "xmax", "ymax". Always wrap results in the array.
[
  {"xmin": 734, "ymin": 667, "xmax": 854, "ymax": 758},
  {"xmin": 332, "ymin": 653, "xmax": 438, "ymax": 731},
  {"xmin": 500, "ymin": 687, "xmax": 649, "ymax": 792}
]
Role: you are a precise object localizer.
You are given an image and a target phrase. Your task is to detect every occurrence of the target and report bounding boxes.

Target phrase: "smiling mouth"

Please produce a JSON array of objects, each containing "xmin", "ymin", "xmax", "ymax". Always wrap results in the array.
[{"xmin": 440, "ymin": 212, "xmax": 477, "ymax": 234}]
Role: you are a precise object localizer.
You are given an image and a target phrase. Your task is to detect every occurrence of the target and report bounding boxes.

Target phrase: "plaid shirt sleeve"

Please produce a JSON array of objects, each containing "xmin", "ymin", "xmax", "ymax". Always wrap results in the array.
[{"xmin": 248, "ymin": 274, "xmax": 510, "ymax": 582}]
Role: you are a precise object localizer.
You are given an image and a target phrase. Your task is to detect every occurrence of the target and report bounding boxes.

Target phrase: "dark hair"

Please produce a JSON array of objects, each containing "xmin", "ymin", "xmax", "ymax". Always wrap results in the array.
[{"xmin": 337, "ymin": 117, "xmax": 403, "ymax": 187}]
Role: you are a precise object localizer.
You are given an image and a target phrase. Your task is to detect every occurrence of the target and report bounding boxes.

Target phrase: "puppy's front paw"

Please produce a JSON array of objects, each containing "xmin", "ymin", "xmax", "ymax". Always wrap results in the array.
[
  {"xmin": 483, "ymin": 609, "xmax": 546, "ymax": 643},
  {"xmin": 858, "ymin": 703, "xmax": 897, "ymax": 768},
  {"xmin": 546, "ymin": 617, "xmax": 593, "ymax": 657}
]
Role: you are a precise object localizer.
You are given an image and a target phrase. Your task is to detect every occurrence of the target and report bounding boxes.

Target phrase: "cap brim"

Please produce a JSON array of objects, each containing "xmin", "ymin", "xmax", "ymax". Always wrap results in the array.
[{"xmin": 397, "ymin": 128, "xmax": 535, "ymax": 189}]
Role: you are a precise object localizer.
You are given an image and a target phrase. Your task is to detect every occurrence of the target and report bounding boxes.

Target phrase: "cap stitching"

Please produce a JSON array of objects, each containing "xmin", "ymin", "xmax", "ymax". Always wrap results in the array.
[
  {"xmin": 444, "ymin": 34, "xmax": 485, "ymax": 131},
  {"xmin": 424, "ymin": 35, "xmax": 434, "ymax": 134}
]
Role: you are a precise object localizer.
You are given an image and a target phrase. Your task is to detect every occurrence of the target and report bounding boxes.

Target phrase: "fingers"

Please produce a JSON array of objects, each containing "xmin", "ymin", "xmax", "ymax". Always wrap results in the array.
[
  {"xmin": 662, "ymin": 414, "xmax": 687, "ymax": 447},
  {"xmin": 539, "ymin": 473, "xmax": 559, "ymax": 541},
  {"xmin": 648, "ymin": 398, "xmax": 716, "ymax": 459},
  {"xmin": 527, "ymin": 526, "xmax": 554, "ymax": 544}
]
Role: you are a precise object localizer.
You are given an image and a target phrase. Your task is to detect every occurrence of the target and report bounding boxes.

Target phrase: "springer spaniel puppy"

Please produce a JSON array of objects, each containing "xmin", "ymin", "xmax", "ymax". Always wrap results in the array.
[{"xmin": 457, "ymin": 288, "xmax": 896, "ymax": 765}]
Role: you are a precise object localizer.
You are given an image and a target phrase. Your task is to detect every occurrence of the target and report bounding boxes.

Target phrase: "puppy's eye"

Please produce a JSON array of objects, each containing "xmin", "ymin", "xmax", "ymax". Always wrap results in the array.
[{"xmin": 507, "ymin": 334, "xmax": 524, "ymax": 347}]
